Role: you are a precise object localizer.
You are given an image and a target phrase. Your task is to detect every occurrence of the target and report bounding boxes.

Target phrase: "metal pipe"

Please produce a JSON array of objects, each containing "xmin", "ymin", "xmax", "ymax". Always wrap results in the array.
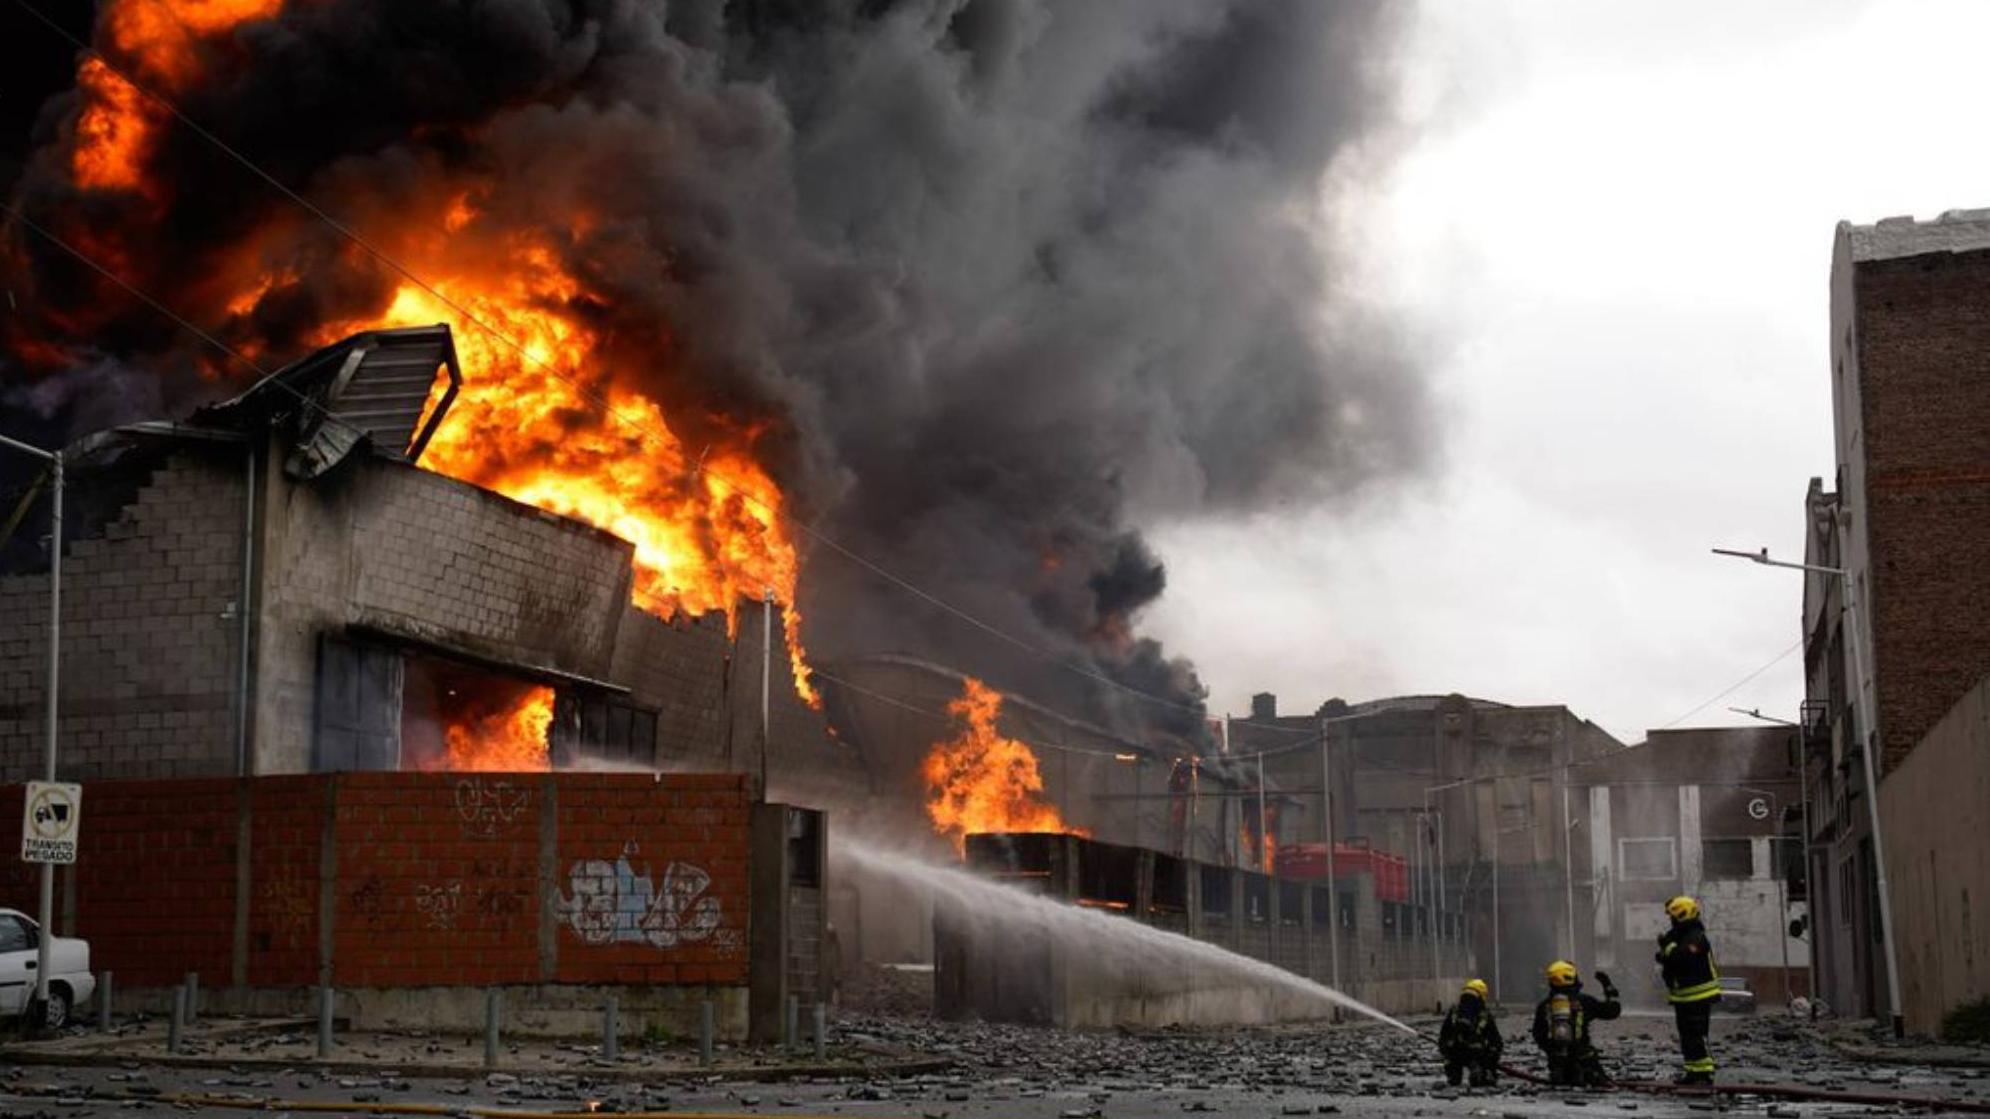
[
  {"xmin": 1560, "ymin": 768, "xmax": 1576, "ymax": 958},
  {"xmin": 1799, "ymin": 732, "xmax": 1819, "ymax": 1008},
  {"xmin": 1319, "ymin": 717, "xmax": 1341, "ymax": 1006},
  {"xmin": 784, "ymin": 994, "xmax": 798, "ymax": 1052},
  {"xmin": 698, "ymin": 1000, "xmax": 714, "ymax": 1067},
  {"xmin": 99, "ymin": 970, "xmax": 112, "ymax": 1033},
  {"xmin": 602, "ymin": 996, "xmax": 618, "ymax": 1062},
  {"xmin": 483, "ymin": 989, "xmax": 500, "ymax": 1070},
  {"xmin": 1841, "ymin": 573, "xmax": 1905, "ymax": 1037},
  {"xmin": 1435, "ymin": 808, "xmax": 1447, "ymax": 984},
  {"xmin": 318, "ymin": 985, "xmax": 334, "ymax": 1058},
  {"xmin": 1255, "ymin": 753, "xmax": 1267, "ymax": 871},
  {"xmin": 760, "ymin": 588, "xmax": 772, "ymax": 798},
  {"xmin": 184, "ymin": 972, "xmax": 198, "ymax": 1025},
  {"xmin": 168, "ymin": 986, "xmax": 185, "ymax": 1054},
  {"xmin": 235, "ymin": 443, "xmax": 256, "ymax": 777},
  {"xmin": 33, "ymin": 451, "xmax": 61, "ymax": 1022},
  {"xmin": 811, "ymin": 1003, "xmax": 826, "ymax": 1060}
]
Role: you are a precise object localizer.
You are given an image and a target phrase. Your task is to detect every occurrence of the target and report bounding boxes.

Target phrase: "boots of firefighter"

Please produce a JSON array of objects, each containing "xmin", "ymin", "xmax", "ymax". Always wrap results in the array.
[
  {"xmin": 1577, "ymin": 1047, "xmax": 1611, "ymax": 1089},
  {"xmin": 1469, "ymin": 1061, "xmax": 1498, "ymax": 1089},
  {"xmin": 1444, "ymin": 1061, "xmax": 1464, "ymax": 1087},
  {"xmin": 1545, "ymin": 1053, "xmax": 1574, "ymax": 1087}
]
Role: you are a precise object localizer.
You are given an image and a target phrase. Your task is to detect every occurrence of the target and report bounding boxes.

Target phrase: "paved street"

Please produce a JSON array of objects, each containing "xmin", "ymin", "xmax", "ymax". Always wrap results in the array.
[{"xmin": 4, "ymin": 1010, "xmax": 1988, "ymax": 1119}]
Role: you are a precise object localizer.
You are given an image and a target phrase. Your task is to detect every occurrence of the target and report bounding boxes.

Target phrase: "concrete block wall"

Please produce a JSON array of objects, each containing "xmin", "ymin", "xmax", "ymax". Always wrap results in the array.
[
  {"xmin": 1879, "ymin": 673, "xmax": 1990, "ymax": 1035},
  {"xmin": 0, "ymin": 450, "xmax": 246, "ymax": 781},
  {"xmin": 0, "ymin": 772, "xmax": 775, "ymax": 1036},
  {"xmin": 254, "ymin": 453, "xmax": 636, "ymax": 773},
  {"xmin": 939, "ymin": 833, "xmax": 1470, "ymax": 1027}
]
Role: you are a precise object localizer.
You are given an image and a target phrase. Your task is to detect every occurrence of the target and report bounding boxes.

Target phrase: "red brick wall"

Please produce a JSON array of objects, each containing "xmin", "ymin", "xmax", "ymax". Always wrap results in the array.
[
  {"xmin": 247, "ymin": 776, "xmax": 323, "ymax": 986},
  {"xmin": 553, "ymin": 773, "xmax": 751, "ymax": 985},
  {"xmin": 331, "ymin": 773, "xmax": 541, "ymax": 987},
  {"xmin": 1855, "ymin": 249, "xmax": 1990, "ymax": 770},
  {"xmin": 76, "ymin": 780, "xmax": 238, "ymax": 986},
  {"xmin": 1, "ymin": 772, "xmax": 756, "ymax": 990}
]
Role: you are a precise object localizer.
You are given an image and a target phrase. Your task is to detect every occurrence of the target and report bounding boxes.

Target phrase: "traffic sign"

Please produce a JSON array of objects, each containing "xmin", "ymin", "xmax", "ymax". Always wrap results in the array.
[{"xmin": 20, "ymin": 781, "xmax": 81, "ymax": 864}]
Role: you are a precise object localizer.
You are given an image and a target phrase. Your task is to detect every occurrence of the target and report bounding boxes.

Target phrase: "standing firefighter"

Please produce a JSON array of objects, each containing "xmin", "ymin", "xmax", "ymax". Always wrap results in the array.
[
  {"xmin": 1530, "ymin": 961, "xmax": 1622, "ymax": 1088},
  {"xmin": 1438, "ymin": 978, "xmax": 1503, "ymax": 1087},
  {"xmin": 1657, "ymin": 895, "xmax": 1720, "ymax": 1084}
]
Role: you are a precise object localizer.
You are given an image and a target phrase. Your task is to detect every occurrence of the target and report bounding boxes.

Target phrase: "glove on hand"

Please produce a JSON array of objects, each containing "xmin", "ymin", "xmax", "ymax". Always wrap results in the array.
[{"xmin": 1594, "ymin": 970, "xmax": 1613, "ymax": 989}]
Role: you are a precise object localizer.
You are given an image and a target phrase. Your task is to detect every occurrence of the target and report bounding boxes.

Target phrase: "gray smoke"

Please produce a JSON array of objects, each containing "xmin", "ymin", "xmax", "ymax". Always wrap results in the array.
[{"xmin": 0, "ymin": 0, "xmax": 1429, "ymax": 745}]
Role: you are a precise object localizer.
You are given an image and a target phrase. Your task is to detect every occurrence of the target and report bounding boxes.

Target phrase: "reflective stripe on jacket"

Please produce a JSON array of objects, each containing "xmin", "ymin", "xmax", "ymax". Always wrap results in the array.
[{"xmin": 1657, "ymin": 920, "xmax": 1720, "ymax": 1003}]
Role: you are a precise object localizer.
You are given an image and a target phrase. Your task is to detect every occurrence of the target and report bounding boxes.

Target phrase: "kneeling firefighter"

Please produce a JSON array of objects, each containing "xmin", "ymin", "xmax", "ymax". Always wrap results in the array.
[
  {"xmin": 1658, "ymin": 895, "xmax": 1720, "ymax": 1084},
  {"xmin": 1438, "ymin": 978, "xmax": 1503, "ymax": 1087},
  {"xmin": 1530, "ymin": 960, "xmax": 1621, "ymax": 1088}
]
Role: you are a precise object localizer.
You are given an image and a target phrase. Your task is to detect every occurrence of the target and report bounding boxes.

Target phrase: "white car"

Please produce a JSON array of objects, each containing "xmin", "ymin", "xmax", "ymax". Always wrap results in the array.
[{"xmin": 0, "ymin": 907, "xmax": 94, "ymax": 1029}]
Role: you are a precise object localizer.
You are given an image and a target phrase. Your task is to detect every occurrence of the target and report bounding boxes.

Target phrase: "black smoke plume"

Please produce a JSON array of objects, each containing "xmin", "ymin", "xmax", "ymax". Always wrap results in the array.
[{"xmin": 0, "ymin": 0, "xmax": 1428, "ymax": 747}]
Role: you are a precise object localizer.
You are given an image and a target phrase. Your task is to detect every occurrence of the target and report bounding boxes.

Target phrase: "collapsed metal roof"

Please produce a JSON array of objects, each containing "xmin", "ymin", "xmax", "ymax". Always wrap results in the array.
[{"xmin": 196, "ymin": 324, "xmax": 461, "ymax": 479}]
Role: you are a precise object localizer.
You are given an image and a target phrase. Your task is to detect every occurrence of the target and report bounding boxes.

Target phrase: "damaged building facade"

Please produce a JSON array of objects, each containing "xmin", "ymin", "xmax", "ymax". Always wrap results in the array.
[
  {"xmin": 1802, "ymin": 210, "xmax": 1990, "ymax": 1033},
  {"xmin": 0, "ymin": 327, "xmax": 827, "ymax": 1036}
]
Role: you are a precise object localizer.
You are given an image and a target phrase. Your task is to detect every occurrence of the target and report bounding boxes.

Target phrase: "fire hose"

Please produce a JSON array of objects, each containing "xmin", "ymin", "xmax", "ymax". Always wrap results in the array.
[{"xmin": 1414, "ymin": 1028, "xmax": 1990, "ymax": 1113}]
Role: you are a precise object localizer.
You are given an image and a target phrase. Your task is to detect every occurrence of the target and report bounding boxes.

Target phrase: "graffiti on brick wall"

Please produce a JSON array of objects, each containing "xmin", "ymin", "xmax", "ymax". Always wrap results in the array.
[
  {"xmin": 415, "ymin": 881, "xmax": 464, "ymax": 930},
  {"xmin": 455, "ymin": 777, "xmax": 531, "ymax": 838},
  {"xmin": 558, "ymin": 842, "xmax": 735, "ymax": 951}
]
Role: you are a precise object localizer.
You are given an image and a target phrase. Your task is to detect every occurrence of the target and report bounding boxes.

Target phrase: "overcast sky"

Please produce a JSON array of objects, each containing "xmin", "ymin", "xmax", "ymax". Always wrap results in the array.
[{"xmin": 1145, "ymin": 0, "xmax": 1990, "ymax": 744}]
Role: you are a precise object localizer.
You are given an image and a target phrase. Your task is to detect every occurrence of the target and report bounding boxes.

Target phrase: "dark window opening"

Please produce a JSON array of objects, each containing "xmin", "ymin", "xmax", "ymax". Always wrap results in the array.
[
  {"xmin": 1242, "ymin": 872, "xmax": 1271, "ymax": 924},
  {"xmin": 555, "ymin": 692, "xmax": 657, "ymax": 769},
  {"xmin": 400, "ymin": 654, "xmax": 550, "ymax": 772},
  {"xmin": 1079, "ymin": 843, "xmax": 1140, "ymax": 909},
  {"xmin": 1279, "ymin": 881, "xmax": 1304, "ymax": 927},
  {"xmin": 1152, "ymin": 855, "xmax": 1188, "ymax": 913},
  {"xmin": 1702, "ymin": 838, "xmax": 1754, "ymax": 880},
  {"xmin": 1201, "ymin": 865, "xmax": 1232, "ymax": 918},
  {"xmin": 788, "ymin": 808, "xmax": 823, "ymax": 888}
]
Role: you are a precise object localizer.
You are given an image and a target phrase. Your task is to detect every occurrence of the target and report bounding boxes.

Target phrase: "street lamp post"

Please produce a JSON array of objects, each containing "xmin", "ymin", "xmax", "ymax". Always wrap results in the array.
[
  {"xmin": 0, "ymin": 433, "xmax": 62, "ymax": 1029},
  {"xmin": 1715, "ymin": 545, "xmax": 1904, "ymax": 1037},
  {"xmin": 1731, "ymin": 705, "xmax": 1817, "ymax": 1009}
]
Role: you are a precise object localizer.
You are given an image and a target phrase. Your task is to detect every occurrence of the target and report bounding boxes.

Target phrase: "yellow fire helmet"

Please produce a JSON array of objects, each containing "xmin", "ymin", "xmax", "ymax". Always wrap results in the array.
[
  {"xmin": 1461, "ymin": 978, "xmax": 1490, "ymax": 999},
  {"xmin": 1666, "ymin": 895, "xmax": 1701, "ymax": 922},
  {"xmin": 1545, "ymin": 960, "xmax": 1579, "ymax": 987}
]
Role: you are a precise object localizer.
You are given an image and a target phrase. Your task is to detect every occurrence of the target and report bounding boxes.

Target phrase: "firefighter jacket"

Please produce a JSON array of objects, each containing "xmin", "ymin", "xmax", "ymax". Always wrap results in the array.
[
  {"xmin": 1656, "ymin": 918, "xmax": 1721, "ymax": 1004},
  {"xmin": 1530, "ymin": 981, "xmax": 1621, "ymax": 1053},
  {"xmin": 1439, "ymin": 995, "xmax": 1503, "ymax": 1061}
]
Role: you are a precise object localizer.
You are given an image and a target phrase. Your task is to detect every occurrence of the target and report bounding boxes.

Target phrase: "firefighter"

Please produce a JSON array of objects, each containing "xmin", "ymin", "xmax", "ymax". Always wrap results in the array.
[
  {"xmin": 1438, "ymin": 978, "xmax": 1503, "ymax": 1087},
  {"xmin": 1530, "ymin": 960, "xmax": 1621, "ymax": 1088},
  {"xmin": 1657, "ymin": 894, "xmax": 1720, "ymax": 1084}
]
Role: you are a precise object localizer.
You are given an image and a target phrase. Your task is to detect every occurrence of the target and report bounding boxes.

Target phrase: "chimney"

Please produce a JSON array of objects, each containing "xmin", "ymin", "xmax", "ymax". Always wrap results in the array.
[{"xmin": 1251, "ymin": 692, "xmax": 1278, "ymax": 722}]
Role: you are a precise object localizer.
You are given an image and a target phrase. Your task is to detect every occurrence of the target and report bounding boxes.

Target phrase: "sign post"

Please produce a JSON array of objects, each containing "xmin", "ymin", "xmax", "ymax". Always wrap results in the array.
[
  {"xmin": 21, "ymin": 781, "xmax": 81, "ymax": 864},
  {"xmin": 21, "ymin": 779, "xmax": 78, "ymax": 1027}
]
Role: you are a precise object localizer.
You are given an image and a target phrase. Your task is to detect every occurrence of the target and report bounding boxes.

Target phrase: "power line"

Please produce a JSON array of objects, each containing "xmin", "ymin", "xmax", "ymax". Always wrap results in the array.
[
  {"xmin": 1655, "ymin": 637, "xmax": 1804, "ymax": 731},
  {"xmin": 8, "ymin": 0, "xmax": 1254, "ymax": 730}
]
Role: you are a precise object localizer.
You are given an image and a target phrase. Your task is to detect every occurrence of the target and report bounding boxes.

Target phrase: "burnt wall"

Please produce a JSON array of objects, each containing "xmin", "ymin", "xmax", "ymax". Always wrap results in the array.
[{"xmin": 0, "ymin": 447, "xmax": 246, "ymax": 781}]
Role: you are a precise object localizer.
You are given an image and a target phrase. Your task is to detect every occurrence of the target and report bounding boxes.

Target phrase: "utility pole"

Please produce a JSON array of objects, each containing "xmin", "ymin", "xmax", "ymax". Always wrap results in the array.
[
  {"xmin": 1319, "ymin": 715, "xmax": 1342, "ymax": 1002},
  {"xmin": 1714, "ymin": 545, "xmax": 1905, "ymax": 1036},
  {"xmin": 759, "ymin": 586, "xmax": 772, "ymax": 799},
  {"xmin": 1, "ymin": 434, "xmax": 62, "ymax": 1028}
]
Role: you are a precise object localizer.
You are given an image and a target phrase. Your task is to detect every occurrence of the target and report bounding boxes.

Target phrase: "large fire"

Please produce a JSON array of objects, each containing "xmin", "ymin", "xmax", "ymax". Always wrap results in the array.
[
  {"xmin": 431, "ymin": 686, "xmax": 555, "ymax": 773},
  {"xmin": 59, "ymin": 1, "xmax": 820, "ymax": 752},
  {"xmin": 923, "ymin": 677, "xmax": 1087, "ymax": 855}
]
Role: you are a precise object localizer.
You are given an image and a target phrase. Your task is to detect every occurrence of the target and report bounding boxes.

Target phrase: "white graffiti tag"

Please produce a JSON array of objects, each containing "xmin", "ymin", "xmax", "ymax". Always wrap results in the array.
[
  {"xmin": 558, "ymin": 843, "xmax": 725, "ymax": 948},
  {"xmin": 455, "ymin": 778, "xmax": 530, "ymax": 838}
]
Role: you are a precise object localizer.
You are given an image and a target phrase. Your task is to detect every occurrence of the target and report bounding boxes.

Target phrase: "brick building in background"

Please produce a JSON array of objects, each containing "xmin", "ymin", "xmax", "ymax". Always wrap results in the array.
[
  {"xmin": 1803, "ymin": 210, "xmax": 1990, "ymax": 1032},
  {"xmin": 0, "ymin": 326, "xmax": 828, "ymax": 1036}
]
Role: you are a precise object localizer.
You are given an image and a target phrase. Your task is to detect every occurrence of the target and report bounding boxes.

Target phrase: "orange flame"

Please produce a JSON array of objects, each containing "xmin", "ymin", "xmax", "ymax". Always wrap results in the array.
[
  {"xmin": 70, "ymin": 0, "xmax": 286, "ymax": 195},
  {"xmin": 922, "ymin": 677, "xmax": 1087, "ymax": 855},
  {"xmin": 61, "ymin": 2, "xmax": 819, "ymax": 708},
  {"xmin": 437, "ymin": 687, "xmax": 553, "ymax": 772}
]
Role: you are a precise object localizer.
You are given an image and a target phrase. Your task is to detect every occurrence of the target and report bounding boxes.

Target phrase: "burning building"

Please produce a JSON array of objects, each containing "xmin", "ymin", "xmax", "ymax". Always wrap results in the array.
[{"xmin": 0, "ymin": 325, "xmax": 829, "ymax": 1036}]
